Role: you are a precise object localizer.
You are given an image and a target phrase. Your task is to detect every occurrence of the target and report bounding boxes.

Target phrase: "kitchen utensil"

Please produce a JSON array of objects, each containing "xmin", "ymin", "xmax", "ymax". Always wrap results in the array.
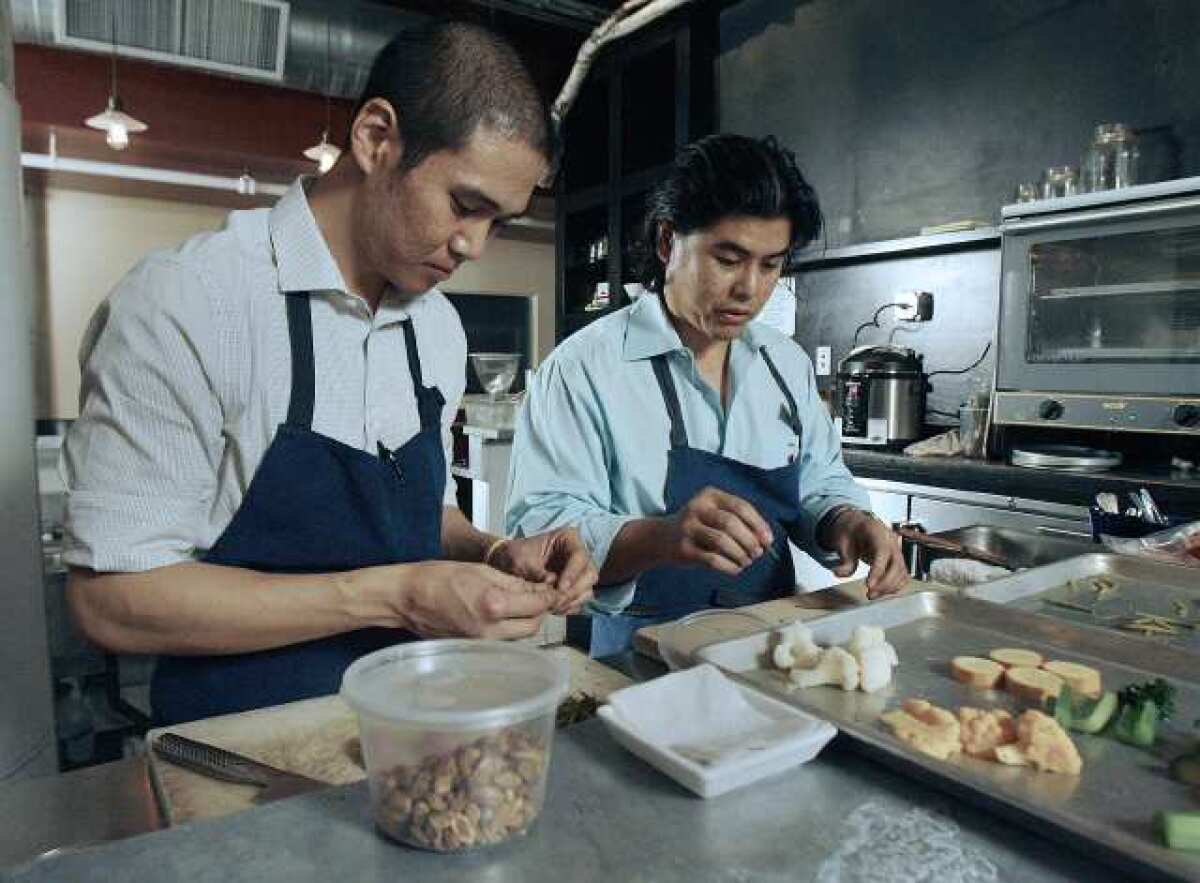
[
  {"xmin": 1014, "ymin": 182, "xmax": 1038, "ymax": 203},
  {"xmin": 1138, "ymin": 488, "xmax": 1168, "ymax": 525},
  {"xmin": 1009, "ymin": 444, "xmax": 1122, "ymax": 471},
  {"xmin": 1082, "ymin": 123, "xmax": 1139, "ymax": 192},
  {"xmin": 957, "ymin": 405, "xmax": 988, "ymax": 458},
  {"xmin": 893, "ymin": 525, "xmax": 1011, "ymax": 569},
  {"xmin": 152, "ymin": 733, "xmax": 328, "ymax": 803},
  {"xmin": 462, "ymin": 392, "xmax": 522, "ymax": 430},
  {"xmin": 697, "ymin": 591, "xmax": 1200, "ymax": 882},
  {"xmin": 837, "ymin": 345, "xmax": 927, "ymax": 448},
  {"xmin": 468, "ymin": 352, "xmax": 521, "ymax": 398},
  {"xmin": 1040, "ymin": 165, "xmax": 1079, "ymax": 199},
  {"xmin": 340, "ymin": 640, "xmax": 568, "ymax": 851}
]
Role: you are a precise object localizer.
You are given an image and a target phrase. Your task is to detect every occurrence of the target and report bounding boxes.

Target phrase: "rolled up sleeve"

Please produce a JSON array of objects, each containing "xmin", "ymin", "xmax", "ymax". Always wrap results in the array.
[
  {"xmin": 505, "ymin": 357, "xmax": 637, "ymax": 610},
  {"xmin": 62, "ymin": 258, "xmax": 223, "ymax": 572},
  {"xmin": 792, "ymin": 359, "xmax": 871, "ymax": 557}
]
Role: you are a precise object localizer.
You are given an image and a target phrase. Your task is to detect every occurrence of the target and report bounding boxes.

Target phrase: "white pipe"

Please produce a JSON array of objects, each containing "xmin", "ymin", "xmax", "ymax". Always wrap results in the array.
[{"xmin": 20, "ymin": 152, "xmax": 290, "ymax": 196}]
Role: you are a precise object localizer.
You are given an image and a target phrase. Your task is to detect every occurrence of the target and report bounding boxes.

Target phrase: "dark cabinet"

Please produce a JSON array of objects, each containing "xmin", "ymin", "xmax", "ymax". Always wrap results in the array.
[{"xmin": 554, "ymin": 6, "xmax": 717, "ymax": 342}]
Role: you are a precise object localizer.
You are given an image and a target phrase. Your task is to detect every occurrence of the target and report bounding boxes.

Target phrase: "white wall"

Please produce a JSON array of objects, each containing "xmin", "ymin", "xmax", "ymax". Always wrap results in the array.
[
  {"xmin": 442, "ymin": 235, "xmax": 556, "ymax": 364},
  {"xmin": 25, "ymin": 184, "xmax": 556, "ymax": 419}
]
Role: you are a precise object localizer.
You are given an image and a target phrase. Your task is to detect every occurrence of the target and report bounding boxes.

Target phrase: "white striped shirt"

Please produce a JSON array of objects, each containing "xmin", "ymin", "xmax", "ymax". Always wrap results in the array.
[{"xmin": 62, "ymin": 178, "xmax": 467, "ymax": 572}]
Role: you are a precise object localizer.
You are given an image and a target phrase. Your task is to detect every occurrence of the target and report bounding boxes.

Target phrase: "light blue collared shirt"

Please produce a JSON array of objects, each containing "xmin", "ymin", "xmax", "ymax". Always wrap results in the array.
[{"xmin": 505, "ymin": 294, "xmax": 871, "ymax": 612}]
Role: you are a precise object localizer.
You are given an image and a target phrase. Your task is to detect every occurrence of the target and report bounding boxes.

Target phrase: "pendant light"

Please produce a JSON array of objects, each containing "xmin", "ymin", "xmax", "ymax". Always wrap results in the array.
[
  {"xmin": 303, "ymin": 15, "xmax": 340, "ymax": 174},
  {"xmin": 85, "ymin": 6, "xmax": 147, "ymax": 151}
]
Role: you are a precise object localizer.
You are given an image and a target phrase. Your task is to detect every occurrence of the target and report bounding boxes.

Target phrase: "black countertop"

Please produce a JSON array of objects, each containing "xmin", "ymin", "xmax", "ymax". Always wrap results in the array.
[{"xmin": 843, "ymin": 449, "xmax": 1200, "ymax": 517}]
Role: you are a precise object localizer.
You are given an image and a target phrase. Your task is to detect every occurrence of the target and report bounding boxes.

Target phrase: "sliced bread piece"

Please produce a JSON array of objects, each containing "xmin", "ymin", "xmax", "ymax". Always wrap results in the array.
[
  {"xmin": 951, "ymin": 656, "xmax": 1005, "ymax": 689},
  {"xmin": 989, "ymin": 647, "xmax": 1044, "ymax": 669},
  {"xmin": 1041, "ymin": 660, "xmax": 1102, "ymax": 698},
  {"xmin": 1005, "ymin": 665, "xmax": 1064, "ymax": 705}
]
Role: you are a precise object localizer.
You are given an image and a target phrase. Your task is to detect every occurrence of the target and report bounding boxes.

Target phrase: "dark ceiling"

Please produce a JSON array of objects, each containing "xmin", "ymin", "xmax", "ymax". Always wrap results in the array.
[{"xmin": 373, "ymin": 1, "xmax": 622, "ymax": 105}]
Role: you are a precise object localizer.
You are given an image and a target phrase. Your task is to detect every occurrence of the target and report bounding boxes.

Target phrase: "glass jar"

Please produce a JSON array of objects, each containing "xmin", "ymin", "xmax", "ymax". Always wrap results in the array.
[
  {"xmin": 1040, "ymin": 166, "xmax": 1079, "ymax": 199},
  {"xmin": 1082, "ymin": 123, "xmax": 1139, "ymax": 192}
]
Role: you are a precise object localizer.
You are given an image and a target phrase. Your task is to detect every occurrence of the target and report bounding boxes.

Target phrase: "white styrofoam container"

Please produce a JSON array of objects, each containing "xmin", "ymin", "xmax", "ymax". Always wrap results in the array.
[{"xmin": 597, "ymin": 682, "xmax": 836, "ymax": 799}]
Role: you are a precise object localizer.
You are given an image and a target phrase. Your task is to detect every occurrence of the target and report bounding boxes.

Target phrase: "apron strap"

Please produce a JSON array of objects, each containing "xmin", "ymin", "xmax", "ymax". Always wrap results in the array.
[
  {"xmin": 284, "ymin": 292, "xmax": 316, "ymax": 429},
  {"xmin": 760, "ymin": 346, "xmax": 803, "ymax": 440},
  {"xmin": 650, "ymin": 355, "xmax": 689, "ymax": 449},
  {"xmin": 400, "ymin": 319, "xmax": 425, "ymax": 389}
]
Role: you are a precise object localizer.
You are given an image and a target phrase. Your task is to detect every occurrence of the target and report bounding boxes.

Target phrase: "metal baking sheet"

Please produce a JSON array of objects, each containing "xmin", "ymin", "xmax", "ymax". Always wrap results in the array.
[
  {"xmin": 696, "ymin": 591, "xmax": 1200, "ymax": 882},
  {"xmin": 965, "ymin": 554, "xmax": 1200, "ymax": 653}
]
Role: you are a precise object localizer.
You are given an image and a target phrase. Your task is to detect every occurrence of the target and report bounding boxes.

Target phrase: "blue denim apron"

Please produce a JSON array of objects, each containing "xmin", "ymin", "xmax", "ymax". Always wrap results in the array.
[
  {"xmin": 575, "ymin": 348, "xmax": 805, "ymax": 658},
  {"xmin": 151, "ymin": 292, "xmax": 446, "ymax": 725}
]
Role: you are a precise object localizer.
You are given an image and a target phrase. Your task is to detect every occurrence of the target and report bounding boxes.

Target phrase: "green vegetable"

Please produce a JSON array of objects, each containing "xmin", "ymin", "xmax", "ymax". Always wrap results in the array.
[
  {"xmin": 1118, "ymin": 677, "xmax": 1176, "ymax": 723},
  {"xmin": 1158, "ymin": 811, "xmax": 1200, "ymax": 851},
  {"xmin": 1115, "ymin": 699, "xmax": 1159, "ymax": 747},
  {"xmin": 1170, "ymin": 754, "xmax": 1200, "ymax": 786},
  {"xmin": 1053, "ymin": 684, "xmax": 1075, "ymax": 729},
  {"xmin": 1072, "ymin": 691, "xmax": 1118, "ymax": 735}
]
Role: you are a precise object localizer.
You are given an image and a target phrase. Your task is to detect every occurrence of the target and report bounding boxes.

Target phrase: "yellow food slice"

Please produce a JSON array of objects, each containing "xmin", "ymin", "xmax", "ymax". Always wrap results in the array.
[
  {"xmin": 882, "ymin": 699, "xmax": 961, "ymax": 761},
  {"xmin": 951, "ymin": 656, "xmax": 1005, "ymax": 690},
  {"xmin": 958, "ymin": 707, "xmax": 1018, "ymax": 759},
  {"xmin": 1004, "ymin": 666, "xmax": 1064, "ymax": 705},
  {"xmin": 1016, "ymin": 710, "xmax": 1082, "ymax": 776},
  {"xmin": 994, "ymin": 744, "xmax": 1028, "ymax": 766},
  {"xmin": 1040, "ymin": 660, "xmax": 1102, "ymax": 698},
  {"xmin": 988, "ymin": 647, "xmax": 1044, "ymax": 668}
]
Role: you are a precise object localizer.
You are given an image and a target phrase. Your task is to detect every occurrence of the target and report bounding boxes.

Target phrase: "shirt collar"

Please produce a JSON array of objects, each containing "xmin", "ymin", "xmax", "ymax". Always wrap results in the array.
[
  {"xmin": 267, "ymin": 177, "xmax": 351, "ymax": 296},
  {"xmin": 621, "ymin": 293, "xmax": 771, "ymax": 361}
]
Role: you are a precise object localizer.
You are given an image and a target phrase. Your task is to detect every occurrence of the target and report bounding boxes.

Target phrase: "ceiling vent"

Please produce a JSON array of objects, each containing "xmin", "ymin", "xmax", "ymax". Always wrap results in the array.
[{"xmin": 54, "ymin": 0, "xmax": 289, "ymax": 81}]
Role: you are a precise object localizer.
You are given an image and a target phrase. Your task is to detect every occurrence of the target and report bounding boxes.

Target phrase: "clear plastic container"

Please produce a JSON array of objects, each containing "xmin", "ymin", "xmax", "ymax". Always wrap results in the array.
[
  {"xmin": 1082, "ymin": 123, "xmax": 1139, "ymax": 192},
  {"xmin": 468, "ymin": 352, "xmax": 521, "ymax": 397},
  {"xmin": 341, "ymin": 640, "xmax": 568, "ymax": 852},
  {"xmin": 462, "ymin": 393, "xmax": 522, "ymax": 430}
]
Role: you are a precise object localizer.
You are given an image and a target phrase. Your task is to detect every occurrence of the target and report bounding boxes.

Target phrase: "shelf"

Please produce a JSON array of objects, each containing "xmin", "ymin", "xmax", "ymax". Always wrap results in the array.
[
  {"xmin": 789, "ymin": 226, "xmax": 1000, "ymax": 269},
  {"xmin": 1034, "ymin": 347, "xmax": 1200, "ymax": 361},
  {"xmin": 1041, "ymin": 280, "xmax": 1200, "ymax": 301}
]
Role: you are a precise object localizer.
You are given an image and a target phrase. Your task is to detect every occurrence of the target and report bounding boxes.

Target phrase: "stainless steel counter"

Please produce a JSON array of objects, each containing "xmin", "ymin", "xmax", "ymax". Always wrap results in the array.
[
  {"xmin": 0, "ymin": 756, "xmax": 160, "ymax": 869},
  {"xmin": 1, "ymin": 720, "xmax": 1126, "ymax": 882}
]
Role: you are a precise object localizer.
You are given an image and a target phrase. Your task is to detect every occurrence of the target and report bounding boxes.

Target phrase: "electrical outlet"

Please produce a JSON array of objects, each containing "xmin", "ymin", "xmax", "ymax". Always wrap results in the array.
[
  {"xmin": 815, "ymin": 346, "xmax": 832, "ymax": 376},
  {"xmin": 896, "ymin": 291, "xmax": 934, "ymax": 322}
]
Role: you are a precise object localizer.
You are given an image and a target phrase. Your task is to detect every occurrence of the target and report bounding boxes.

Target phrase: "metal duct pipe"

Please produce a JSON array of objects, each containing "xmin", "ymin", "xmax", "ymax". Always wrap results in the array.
[{"xmin": 10, "ymin": 0, "xmax": 428, "ymax": 99}]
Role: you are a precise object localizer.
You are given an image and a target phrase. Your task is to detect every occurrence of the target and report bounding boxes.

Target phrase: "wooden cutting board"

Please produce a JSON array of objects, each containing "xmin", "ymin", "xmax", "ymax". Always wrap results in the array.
[
  {"xmin": 633, "ymin": 579, "xmax": 958, "ymax": 662},
  {"xmin": 146, "ymin": 645, "xmax": 631, "ymax": 827}
]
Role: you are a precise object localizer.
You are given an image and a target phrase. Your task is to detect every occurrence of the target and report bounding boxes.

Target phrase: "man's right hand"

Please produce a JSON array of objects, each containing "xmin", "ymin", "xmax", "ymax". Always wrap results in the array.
[
  {"xmin": 391, "ymin": 561, "xmax": 555, "ymax": 640},
  {"xmin": 660, "ymin": 486, "xmax": 775, "ymax": 576}
]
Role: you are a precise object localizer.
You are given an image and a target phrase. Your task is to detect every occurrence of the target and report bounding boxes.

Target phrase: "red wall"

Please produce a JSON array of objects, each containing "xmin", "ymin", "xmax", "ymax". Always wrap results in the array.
[{"xmin": 16, "ymin": 44, "xmax": 353, "ymax": 179}]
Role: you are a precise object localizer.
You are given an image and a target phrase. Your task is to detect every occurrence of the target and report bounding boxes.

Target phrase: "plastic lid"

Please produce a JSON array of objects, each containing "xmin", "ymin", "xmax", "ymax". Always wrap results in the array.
[{"xmin": 341, "ymin": 640, "xmax": 569, "ymax": 729}]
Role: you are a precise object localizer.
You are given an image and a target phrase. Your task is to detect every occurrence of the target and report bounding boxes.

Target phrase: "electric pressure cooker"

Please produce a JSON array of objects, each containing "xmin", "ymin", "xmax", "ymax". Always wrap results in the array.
[{"xmin": 837, "ymin": 345, "xmax": 927, "ymax": 448}]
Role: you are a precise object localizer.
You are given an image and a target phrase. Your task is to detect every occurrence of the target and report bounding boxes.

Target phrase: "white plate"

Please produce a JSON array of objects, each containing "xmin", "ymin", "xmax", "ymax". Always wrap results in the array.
[{"xmin": 597, "ymin": 681, "xmax": 836, "ymax": 799}]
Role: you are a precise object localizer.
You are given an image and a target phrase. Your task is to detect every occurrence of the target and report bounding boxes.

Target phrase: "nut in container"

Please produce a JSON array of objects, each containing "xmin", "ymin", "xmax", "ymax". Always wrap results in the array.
[{"xmin": 341, "ymin": 640, "xmax": 568, "ymax": 851}]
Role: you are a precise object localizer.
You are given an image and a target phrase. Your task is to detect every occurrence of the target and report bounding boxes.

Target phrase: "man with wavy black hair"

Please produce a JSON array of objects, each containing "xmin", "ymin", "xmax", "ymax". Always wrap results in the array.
[
  {"xmin": 63, "ymin": 22, "xmax": 592, "ymax": 725},
  {"xmin": 508, "ymin": 134, "xmax": 906, "ymax": 657}
]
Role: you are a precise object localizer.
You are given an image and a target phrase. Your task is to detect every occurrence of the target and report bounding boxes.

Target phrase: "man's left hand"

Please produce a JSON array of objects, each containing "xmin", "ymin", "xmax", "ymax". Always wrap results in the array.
[
  {"xmin": 826, "ymin": 510, "xmax": 908, "ymax": 599},
  {"xmin": 490, "ymin": 529, "xmax": 597, "ymax": 614}
]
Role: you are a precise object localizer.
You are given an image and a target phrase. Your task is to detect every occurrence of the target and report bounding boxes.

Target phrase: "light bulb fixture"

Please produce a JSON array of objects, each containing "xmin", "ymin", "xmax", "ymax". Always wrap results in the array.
[
  {"xmin": 85, "ymin": 7, "xmax": 147, "ymax": 151},
  {"xmin": 303, "ymin": 131, "xmax": 340, "ymax": 174},
  {"xmin": 304, "ymin": 14, "xmax": 339, "ymax": 174},
  {"xmin": 86, "ymin": 96, "xmax": 146, "ymax": 151}
]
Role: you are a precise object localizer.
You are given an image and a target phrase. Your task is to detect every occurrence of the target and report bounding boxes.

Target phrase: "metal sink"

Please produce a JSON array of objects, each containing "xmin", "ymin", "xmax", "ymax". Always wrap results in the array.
[{"xmin": 924, "ymin": 525, "xmax": 1095, "ymax": 572}]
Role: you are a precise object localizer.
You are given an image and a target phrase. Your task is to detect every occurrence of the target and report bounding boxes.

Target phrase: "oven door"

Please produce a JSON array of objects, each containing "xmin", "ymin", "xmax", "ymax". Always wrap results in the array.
[{"xmin": 998, "ymin": 194, "xmax": 1200, "ymax": 396}]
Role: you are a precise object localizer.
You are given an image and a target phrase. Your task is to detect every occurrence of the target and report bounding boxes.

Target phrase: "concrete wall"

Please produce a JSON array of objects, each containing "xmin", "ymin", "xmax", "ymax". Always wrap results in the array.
[
  {"xmin": 25, "ymin": 184, "xmax": 555, "ymax": 419},
  {"xmin": 720, "ymin": 0, "xmax": 1200, "ymax": 248}
]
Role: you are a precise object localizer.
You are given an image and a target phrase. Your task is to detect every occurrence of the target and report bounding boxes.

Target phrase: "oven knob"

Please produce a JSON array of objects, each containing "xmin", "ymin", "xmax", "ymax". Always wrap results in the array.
[
  {"xmin": 1038, "ymin": 399, "xmax": 1064, "ymax": 420},
  {"xmin": 1174, "ymin": 404, "xmax": 1200, "ymax": 428}
]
